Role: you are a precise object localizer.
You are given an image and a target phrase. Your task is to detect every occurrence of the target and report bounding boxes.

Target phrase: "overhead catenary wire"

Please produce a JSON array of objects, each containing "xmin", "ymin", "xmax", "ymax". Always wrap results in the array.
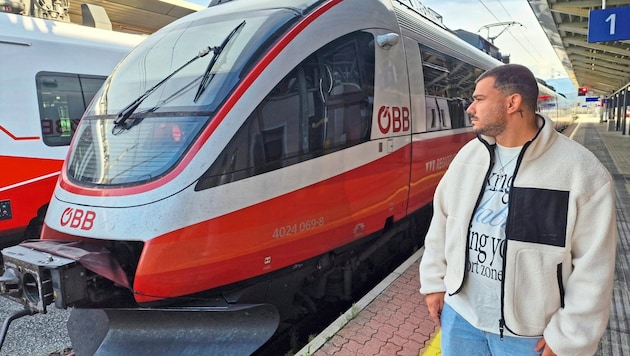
[{"xmin": 480, "ymin": 0, "xmax": 553, "ymax": 74}]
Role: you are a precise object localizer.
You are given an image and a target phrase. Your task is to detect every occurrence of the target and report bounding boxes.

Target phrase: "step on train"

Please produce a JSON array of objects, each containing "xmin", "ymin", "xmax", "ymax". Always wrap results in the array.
[
  {"xmin": 0, "ymin": 9, "xmax": 144, "ymax": 246},
  {"xmin": 0, "ymin": 0, "xmax": 573, "ymax": 354}
]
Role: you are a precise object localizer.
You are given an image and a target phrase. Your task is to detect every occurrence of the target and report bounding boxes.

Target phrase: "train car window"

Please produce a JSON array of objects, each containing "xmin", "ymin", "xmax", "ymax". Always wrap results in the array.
[
  {"xmin": 36, "ymin": 72, "xmax": 106, "ymax": 146},
  {"xmin": 196, "ymin": 31, "xmax": 375, "ymax": 190},
  {"xmin": 419, "ymin": 44, "xmax": 481, "ymax": 131}
]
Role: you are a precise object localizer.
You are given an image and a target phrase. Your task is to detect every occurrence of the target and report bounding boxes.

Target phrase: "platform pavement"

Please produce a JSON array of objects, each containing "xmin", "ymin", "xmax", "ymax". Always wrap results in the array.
[
  {"xmin": 570, "ymin": 115, "xmax": 630, "ymax": 356},
  {"xmin": 296, "ymin": 114, "xmax": 630, "ymax": 356},
  {"xmin": 297, "ymin": 248, "xmax": 434, "ymax": 356}
]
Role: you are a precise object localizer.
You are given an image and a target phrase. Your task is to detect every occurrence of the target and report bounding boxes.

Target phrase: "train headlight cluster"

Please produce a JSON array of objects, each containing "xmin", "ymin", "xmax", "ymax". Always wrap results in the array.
[{"xmin": 0, "ymin": 245, "xmax": 86, "ymax": 313}]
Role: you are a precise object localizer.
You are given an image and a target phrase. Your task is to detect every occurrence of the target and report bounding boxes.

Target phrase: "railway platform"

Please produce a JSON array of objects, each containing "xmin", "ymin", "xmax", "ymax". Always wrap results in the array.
[{"xmin": 297, "ymin": 114, "xmax": 630, "ymax": 356}]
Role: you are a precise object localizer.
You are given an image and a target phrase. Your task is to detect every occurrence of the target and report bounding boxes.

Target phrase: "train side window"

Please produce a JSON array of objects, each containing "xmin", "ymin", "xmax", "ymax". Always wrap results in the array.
[
  {"xmin": 36, "ymin": 72, "xmax": 106, "ymax": 146},
  {"xmin": 430, "ymin": 109, "xmax": 437, "ymax": 129},
  {"xmin": 419, "ymin": 44, "xmax": 482, "ymax": 131},
  {"xmin": 196, "ymin": 31, "xmax": 375, "ymax": 190}
]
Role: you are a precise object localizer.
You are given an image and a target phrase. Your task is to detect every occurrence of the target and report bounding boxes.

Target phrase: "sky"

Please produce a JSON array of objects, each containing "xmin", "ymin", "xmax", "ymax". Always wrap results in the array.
[
  {"xmin": 184, "ymin": 0, "xmax": 574, "ymax": 94},
  {"xmin": 423, "ymin": 0, "xmax": 566, "ymax": 79}
]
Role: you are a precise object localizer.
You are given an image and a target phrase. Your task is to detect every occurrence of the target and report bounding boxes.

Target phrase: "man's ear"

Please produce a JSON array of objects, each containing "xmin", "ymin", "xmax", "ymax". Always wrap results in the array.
[{"xmin": 506, "ymin": 93, "xmax": 523, "ymax": 115}]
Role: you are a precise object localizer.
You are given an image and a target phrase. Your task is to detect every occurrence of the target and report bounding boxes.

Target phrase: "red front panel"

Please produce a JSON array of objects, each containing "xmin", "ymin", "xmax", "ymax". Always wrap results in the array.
[{"xmin": 133, "ymin": 145, "xmax": 412, "ymax": 302}]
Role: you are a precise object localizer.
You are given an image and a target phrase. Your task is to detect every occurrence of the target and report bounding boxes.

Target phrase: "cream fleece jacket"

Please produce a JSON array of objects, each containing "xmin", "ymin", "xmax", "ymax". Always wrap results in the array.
[{"xmin": 419, "ymin": 115, "xmax": 617, "ymax": 355}]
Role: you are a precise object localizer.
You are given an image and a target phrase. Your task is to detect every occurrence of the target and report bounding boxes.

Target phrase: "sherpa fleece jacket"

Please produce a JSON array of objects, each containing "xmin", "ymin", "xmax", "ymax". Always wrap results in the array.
[{"xmin": 419, "ymin": 115, "xmax": 617, "ymax": 355}]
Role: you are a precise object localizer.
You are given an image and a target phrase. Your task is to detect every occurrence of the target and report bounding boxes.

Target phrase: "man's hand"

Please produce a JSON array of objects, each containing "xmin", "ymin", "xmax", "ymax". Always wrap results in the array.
[
  {"xmin": 425, "ymin": 292, "xmax": 445, "ymax": 326},
  {"xmin": 535, "ymin": 337, "xmax": 557, "ymax": 356}
]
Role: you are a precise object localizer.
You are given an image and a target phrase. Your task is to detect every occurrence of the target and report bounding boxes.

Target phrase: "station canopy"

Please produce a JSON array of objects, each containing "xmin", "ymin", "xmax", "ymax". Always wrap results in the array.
[
  {"xmin": 66, "ymin": 0, "xmax": 204, "ymax": 34},
  {"xmin": 530, "ymin": 0, "xmax": 630, "ymax": 97}
]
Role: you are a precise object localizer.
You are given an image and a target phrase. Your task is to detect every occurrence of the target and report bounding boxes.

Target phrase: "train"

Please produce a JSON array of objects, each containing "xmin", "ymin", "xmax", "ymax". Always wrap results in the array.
[
  {"xmin": 0, "ymin": 10, "xmax": 144, "ymax": 246},
  {"xmin": 0, "ymin": 0, "xmax": 573, "ymax": 354}
]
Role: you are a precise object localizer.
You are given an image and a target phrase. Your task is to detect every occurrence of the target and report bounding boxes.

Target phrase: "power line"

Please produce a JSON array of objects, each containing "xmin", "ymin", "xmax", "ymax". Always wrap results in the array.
[
  {"xmin": 478, "ymin": 0, "xmax": 502, "ymax": 22},
  {"xmin": 496, "ymin": 0, "xmax": 546, "ymax": 59},
  {"xmin": 481, "ymin": 0, "xmax": 547, "ymax": 63}
]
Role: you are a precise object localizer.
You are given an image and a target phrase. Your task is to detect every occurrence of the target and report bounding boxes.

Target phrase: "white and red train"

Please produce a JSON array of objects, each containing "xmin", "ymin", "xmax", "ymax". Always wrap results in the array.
[
  {"xmin": 0, "ymin": 0, "xmax": 573, "ymax": 353},
  {"xmin": 0, "ymin": 11, "xmax": 143, "ymax": 245}
]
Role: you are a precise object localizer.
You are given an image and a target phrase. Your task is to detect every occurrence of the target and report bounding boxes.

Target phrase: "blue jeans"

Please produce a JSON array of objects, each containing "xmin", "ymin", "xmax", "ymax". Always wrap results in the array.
[{"xmin": 440, "ymin": 303, "xmax": 542, "ymax": 356}]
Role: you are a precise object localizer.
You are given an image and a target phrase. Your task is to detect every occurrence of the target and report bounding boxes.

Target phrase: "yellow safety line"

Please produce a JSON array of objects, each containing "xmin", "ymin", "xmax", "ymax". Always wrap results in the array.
[{"xmin": 421, "ymin": 329, "xmax": 441, "ymax": 356}]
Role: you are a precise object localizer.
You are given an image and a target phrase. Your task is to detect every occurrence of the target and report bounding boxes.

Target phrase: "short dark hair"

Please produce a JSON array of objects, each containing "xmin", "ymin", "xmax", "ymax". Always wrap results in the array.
[{"xmin": 476, "ymin": 64, "xmax": 538, "ymax": 112}]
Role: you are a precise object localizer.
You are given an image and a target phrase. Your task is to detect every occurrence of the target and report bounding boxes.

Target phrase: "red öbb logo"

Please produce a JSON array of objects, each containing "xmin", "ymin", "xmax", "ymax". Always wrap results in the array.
[
  {"xmin": 60, "ymin": 207, "xmax": 96, "ymax": 230},
  {"xmin": 378, "ymin": 106, "xmax": 410, "ymax": 134}
]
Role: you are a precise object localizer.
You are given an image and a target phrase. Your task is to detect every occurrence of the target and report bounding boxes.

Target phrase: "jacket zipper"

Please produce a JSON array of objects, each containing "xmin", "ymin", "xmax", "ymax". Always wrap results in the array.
[
  {"xmin": 498, "ymin": 138, "xmax": 533, "ymax": 339},
  {"xmin": 451, "ymin": 137, "xmax": 495, "ymax": 295}
]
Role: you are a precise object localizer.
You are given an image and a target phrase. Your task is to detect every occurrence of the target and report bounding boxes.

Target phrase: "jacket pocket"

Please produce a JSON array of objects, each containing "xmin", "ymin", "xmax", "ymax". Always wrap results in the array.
[
  {"xmin": 504, "ymin": 245, "xmax": 565, "ymax": 335},
  {"xmin": 508, "ymin": 187, "xmax": 569, "ymax": 247},
  {"xmin": 557, "ymin": 263, "xmax": 565, "ymax": 308},
  {"xmin": 444, "ymin": 215, "xmax": 468, "ymax": 293}
]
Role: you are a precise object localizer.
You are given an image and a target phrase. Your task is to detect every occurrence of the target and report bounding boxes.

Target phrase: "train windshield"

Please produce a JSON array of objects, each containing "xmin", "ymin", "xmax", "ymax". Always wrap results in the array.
[{"xmin": 66, "ymin": 8, "xmax": 298, "ymax": 186}]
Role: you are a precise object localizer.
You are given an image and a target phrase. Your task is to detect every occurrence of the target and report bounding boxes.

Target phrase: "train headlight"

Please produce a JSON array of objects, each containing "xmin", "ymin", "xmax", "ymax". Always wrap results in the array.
[{"xmin": 0, "ymin": 245, "xmax": 87, "ymax": 313}]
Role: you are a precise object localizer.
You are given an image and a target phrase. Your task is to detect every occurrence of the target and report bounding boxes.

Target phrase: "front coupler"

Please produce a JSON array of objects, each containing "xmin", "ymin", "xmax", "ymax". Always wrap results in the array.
[{"xmin": 0, "ymin": 243, "xmax": 280, "ymax": 355}]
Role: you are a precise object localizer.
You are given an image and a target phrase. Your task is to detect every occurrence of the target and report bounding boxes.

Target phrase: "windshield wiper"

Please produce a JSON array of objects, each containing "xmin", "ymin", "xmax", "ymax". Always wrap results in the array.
[
  {"xmin": 193, "ymin": 20, "xmax": 246, "ymax": 103},
  {"xmin": 113, "ymin": 47, "xmax": 215, "ymax": 129}
]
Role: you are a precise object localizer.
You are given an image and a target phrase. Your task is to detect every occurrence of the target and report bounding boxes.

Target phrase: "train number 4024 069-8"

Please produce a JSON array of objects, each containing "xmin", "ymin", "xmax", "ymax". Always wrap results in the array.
[{"xmin": 272, "ymin": 217, "xmax": 325, "ymax": 238}]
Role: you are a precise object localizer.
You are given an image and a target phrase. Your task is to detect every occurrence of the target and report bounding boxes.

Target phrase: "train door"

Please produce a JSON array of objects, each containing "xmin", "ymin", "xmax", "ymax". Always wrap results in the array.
[
  {"xmin": 368, "ymin": 29, "xmax": 412, "ymax": 226},
  {"xmin": 402, "ymin": 34, "xmax": 427, "ymax": 215}
]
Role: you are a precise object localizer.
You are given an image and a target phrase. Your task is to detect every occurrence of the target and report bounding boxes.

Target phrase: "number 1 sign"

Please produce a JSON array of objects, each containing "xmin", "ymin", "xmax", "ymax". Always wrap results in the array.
[{"xmin": 588, "ymin": 6, "xmax": 630, "ymax": 43}]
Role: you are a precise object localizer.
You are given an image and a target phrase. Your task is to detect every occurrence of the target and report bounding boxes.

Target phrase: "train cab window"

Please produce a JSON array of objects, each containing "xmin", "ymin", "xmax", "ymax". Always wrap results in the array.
[
  {"xmin": 419, "ymin": 44, "xmax": 482, "ymax": 131},
  {"xmin": 36, "ymin": 72, "xmax": 106, "ymax": 146},
  {"xmin": 196, "ymin": 31, "xmax": 375, "ymax": 190}
]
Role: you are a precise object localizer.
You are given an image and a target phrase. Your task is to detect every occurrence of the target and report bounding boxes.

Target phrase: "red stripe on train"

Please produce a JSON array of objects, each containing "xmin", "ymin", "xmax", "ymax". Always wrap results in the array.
[
  {"xmin": 129, "ymin": 132, "xmax": 474, "ymax": 302},
  {"xmin": 0, "ymin": 126, "xmax": 40, "ymax": 141}
]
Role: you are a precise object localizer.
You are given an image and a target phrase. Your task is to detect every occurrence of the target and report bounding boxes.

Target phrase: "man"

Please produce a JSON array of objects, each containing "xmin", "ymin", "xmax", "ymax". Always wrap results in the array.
[{"xmin": 419, "ymin": 64, "xmax": 617, "ymax": 355}]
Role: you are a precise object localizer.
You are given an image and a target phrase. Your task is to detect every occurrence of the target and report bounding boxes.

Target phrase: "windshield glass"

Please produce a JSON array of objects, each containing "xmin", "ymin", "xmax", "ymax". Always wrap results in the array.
[{"xmin": 66, "ymin": 8, "xmax": 297, "ymax": 187}]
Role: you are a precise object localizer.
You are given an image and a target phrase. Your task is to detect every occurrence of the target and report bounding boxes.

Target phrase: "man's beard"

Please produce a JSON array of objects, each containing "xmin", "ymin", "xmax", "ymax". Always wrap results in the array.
[{"xmin": 472, "ymin": 105, "xmax": 507, "ymax": 137}]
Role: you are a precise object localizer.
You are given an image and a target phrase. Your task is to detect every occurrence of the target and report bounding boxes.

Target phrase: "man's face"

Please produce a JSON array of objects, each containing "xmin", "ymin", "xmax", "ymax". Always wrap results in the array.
[{"xmin": 466, "ymin": 77, "xmax": 507, "ymax": 137}]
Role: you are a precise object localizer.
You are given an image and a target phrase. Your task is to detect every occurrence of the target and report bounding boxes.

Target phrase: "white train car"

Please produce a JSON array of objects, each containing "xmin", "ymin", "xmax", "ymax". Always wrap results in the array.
[
  {"xmin": 0, "ymin": 12, "xmax": 144, "ymax": 245},
  {"xmin": 537, "ymin": 82, "xmax": 575, "ymax": 131}
]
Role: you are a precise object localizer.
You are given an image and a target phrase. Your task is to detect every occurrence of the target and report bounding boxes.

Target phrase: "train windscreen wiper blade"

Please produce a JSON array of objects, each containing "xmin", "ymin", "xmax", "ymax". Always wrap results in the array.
[
  {"xmin": 114, "ymin": 46, "xmax": 214, "ymax": 129},
  {"xmin": 193, "ymin": 20, "xmax": 246, "ymax": 103}
]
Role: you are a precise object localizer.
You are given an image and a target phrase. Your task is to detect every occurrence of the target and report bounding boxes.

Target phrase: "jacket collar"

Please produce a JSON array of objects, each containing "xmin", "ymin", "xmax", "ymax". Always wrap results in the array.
[{"xmin": 477, "ymin": 114, "xmax": 557, "ymax": 161}]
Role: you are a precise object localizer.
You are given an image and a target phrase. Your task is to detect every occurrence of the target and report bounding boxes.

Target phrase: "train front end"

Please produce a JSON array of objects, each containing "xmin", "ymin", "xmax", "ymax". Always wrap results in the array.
[
  {"xmin": 0, "ymin": 2, "xmax": 318, "ymax": 354},
  {"xmin": 0, "ymin": 0, "xmax": 414, "ymax": 353}
]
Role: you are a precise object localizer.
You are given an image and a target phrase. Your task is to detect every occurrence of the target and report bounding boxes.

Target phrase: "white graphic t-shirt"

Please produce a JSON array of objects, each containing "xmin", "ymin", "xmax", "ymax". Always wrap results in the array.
[{"xmin": 445, "ymin": 144, "xmax": 522, "ymax": 334}]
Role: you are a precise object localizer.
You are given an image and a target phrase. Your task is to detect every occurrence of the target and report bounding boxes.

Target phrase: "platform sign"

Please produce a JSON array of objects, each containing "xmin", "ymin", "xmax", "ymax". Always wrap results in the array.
[
  {"xmin": 588, "ymin": 6, "xmax": 630, "ymax": 43},
  {"xmin": 585, "ymin": 97, "xmax": 599, "ymax": 102}
]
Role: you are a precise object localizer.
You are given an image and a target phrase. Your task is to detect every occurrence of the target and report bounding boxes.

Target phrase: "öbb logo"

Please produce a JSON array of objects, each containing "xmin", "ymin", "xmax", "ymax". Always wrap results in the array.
[
  {"xmin": 378, "ymin": 106, "xmax": 410, "ymax": 134},
  {"xmin": 60, "ymin": 207, "xmax": 96, "ymax": 230}
]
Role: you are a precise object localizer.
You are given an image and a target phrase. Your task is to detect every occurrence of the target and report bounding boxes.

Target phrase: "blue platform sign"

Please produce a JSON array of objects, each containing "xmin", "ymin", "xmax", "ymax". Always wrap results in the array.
[
  {"xmin": 585, "ymin": 97, "xmax": 599, "ymax": 102},
  {"xmin": 588, "ymin": 7, "xmax": 630, "ymax": 43}
]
